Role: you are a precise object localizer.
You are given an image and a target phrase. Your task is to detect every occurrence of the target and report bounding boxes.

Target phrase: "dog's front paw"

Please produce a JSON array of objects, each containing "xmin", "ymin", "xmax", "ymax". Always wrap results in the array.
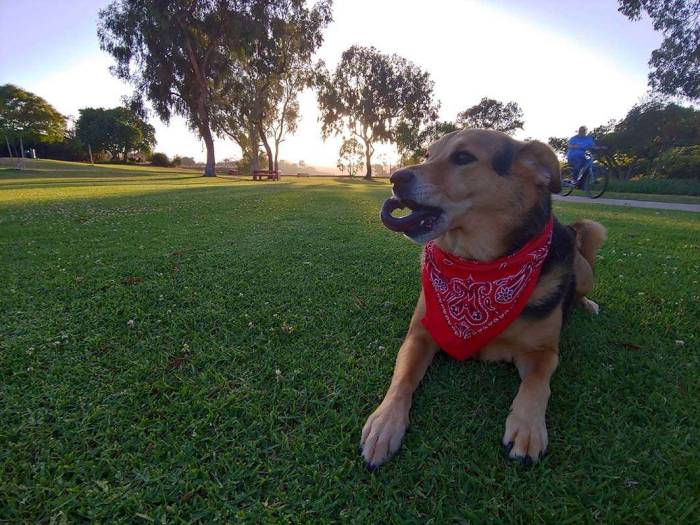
[
  {"xmin": 360, "ymin": 400, "xmax": 409, "ymax": 470},
  {"xmin": 502, "ymin": 411, "xmax": 548, "ymax": 466}
]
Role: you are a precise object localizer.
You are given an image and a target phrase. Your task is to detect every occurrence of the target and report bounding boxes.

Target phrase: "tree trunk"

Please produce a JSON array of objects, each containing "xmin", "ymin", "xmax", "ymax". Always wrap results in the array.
[
  {"xmin": 258, "ymin": 123, "xmax": 274, "ymax": 172},
  {"xmin": 201, "ymin": 127, "xmax": 216, "ymax": 176},
  {"xmin": 274, "ymin": 141, "xmax": 280, "ymax": 173},
  {"xmin": 248, "ymin": 121, "xmax": 259, "ymax": 173},
  {"xmin": 364, "ymin": 139, "xmax": 373, "ymax": 179},
  {"xmin": 196, "ymin": 92, "xmax": 215, "ymax": 176}
]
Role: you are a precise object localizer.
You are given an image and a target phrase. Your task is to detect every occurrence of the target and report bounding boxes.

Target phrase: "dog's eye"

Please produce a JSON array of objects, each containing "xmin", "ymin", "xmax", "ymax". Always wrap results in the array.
[{"xmin": 450, "ymin": 151, "xmax": 477, "ymax": 165}]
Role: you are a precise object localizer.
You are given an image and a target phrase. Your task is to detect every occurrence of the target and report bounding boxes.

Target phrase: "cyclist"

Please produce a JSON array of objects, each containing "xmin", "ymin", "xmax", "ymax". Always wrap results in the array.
[{"xmin": 566, "ymin": 126, "xmax": 596, "ymax": 184}]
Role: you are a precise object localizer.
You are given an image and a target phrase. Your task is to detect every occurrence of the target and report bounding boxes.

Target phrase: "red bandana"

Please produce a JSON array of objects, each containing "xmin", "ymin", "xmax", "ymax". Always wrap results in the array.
[{"xmin": 421, "ymin": 217, "xmax": 554, "ymax": 361}]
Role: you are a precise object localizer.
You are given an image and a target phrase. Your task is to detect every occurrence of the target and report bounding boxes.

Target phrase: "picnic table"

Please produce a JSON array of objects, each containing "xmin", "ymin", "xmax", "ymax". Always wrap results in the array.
[{"xmin": 252, "ymin": 170, "xmax": 280, "ymax": 181}]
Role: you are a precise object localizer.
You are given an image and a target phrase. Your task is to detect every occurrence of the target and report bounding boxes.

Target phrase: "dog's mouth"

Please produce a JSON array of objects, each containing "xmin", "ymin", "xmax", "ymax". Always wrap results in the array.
[{"xmin": 380, "ymin": 197, "xmax": 445, "ymax": 239}]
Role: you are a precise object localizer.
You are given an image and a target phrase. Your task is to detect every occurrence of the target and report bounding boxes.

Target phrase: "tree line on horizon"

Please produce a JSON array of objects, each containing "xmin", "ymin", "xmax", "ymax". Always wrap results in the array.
[{"xmin": 1, "ymin": 0, "xmax": 697, "ymax": 178}]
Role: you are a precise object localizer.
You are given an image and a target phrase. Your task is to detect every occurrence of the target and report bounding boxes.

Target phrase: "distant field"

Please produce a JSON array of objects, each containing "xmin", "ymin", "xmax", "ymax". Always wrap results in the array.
[{"xmin": 1, "ymin": 160, "xmax": 698, "ymax": 523}]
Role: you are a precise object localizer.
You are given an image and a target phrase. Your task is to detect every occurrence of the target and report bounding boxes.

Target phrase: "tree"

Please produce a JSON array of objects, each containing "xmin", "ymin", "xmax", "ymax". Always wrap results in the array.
[
  {"xmin": 618, "ymin": 0, "xmax": 700, "ymax": 101},
  {"xmin": 99, "ymin": 1, "xmax": 269, "ymax": 176},
  {"xmin": 175, "ymin": 155, "xmax": 196, "ymax": 166},
  {"xmin": 337, "ymin": 137, "xmax": 364, "ymax": 176},
  {"xmin": 607, "ymin": 100, "xmax": 700, "ymax": 160},
  {"xmin": 0, "ymin": 84, "xmax": 66, "ymax": 155},
  {"xmin": 456, "ymin": 98, "xmax": 524, "ymax": 134},
  {"xmin": 318, "ymin": 46, "xmax": 439, "ymax": 178},
  {"xmin": 547, "ymin": 136, "xmax": 568, "ymax": 156},
  {"xmin": 267, "ymin": 63, "xmax": 320, "ymax": 172},
  {"xmin": 211, "ymin": 2, "xmax": 332, "ymax": 173},
  {"xmin": 75, "ymin": 107, "xmax": 155, "ymax": 161},
  {"xmin": 396, "ymin": 120, "xmax": 458, "ymax": 164}
]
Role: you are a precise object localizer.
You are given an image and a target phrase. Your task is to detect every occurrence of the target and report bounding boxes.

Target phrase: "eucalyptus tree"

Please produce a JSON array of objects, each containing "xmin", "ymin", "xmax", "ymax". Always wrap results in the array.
[
  {"xmin": 618, "ymin": 0, "xmax": 699, "ymax": 101},
  {"xmin": 267, "ymin": 63, "xmax": 319, "ymax": 172},
  {"xmin": 212, "ymin": 1, "xmax": 332, "ymax": 173},
  {"xmin": 337, "ymin": 137, "xmax": 364, "ymax": 176},
  {"xmin": 395, "ymin": 120, "xmax": 458, "ymax": 165},
  {"xmin": 456, "ymin": 98, "xmax": 524, "ymax": 134},
  {"xmin": 99, "ymin": 0, "xmax": 273, "ymax": 176},
  {"xmin": 318, "ymin": 46, "xmax": 439, "ymax": 179}
]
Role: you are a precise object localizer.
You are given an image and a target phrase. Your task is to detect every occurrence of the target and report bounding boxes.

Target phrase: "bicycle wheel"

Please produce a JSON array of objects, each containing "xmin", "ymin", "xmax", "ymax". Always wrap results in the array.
[
  {"xmin": 585, "ymin": 162, "xmax": 609, "ymax": 198},
  {"xmin": 559, "ymin": 164, "xmax": 575, "ymax": 196}
]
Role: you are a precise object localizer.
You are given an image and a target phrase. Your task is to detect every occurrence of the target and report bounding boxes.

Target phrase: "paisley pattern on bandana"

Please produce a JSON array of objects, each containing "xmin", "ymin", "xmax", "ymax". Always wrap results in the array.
[{"xmin": 421, "ymin": 217, "xmax": 553, "ymax": 361}]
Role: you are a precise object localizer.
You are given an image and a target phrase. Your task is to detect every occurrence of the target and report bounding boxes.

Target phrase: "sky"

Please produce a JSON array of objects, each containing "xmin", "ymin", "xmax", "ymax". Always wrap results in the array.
[{"xmin": 0, "ymin": 0, "xmax": 661, "ymax": 167}]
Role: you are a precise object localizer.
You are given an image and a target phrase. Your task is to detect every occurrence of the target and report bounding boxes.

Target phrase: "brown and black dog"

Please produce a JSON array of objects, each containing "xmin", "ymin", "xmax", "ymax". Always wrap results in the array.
[{"xmin": 361, "ymin": 129, "xmax": 606, "ymax": 468}]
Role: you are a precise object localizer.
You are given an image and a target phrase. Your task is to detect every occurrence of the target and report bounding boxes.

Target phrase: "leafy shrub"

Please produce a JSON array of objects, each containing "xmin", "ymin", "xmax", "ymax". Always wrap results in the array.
[
  {"xmin": 607, "ymin": 177, "xmax": 700, "ymax": 196},
  {"xmin": 150, "ymin": 152, "xmax": 172, "ymax": 167},
  {"xmin": 654, "ymin": 146, "xmax": 700, "ymax": 179}
]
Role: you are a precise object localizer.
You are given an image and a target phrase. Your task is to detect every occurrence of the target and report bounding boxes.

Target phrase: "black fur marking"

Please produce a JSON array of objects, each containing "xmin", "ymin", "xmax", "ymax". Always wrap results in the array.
[
  {"xmin": 492, "ymin": 144, "xmax": 514, "ymax": 176},
  {"xmin": 522, "ymin": 219, "xmax": 576, "ymax": 320},
  {"xmin": 507, "ymin": 191, "xmax": 551, "ymax": 255}
]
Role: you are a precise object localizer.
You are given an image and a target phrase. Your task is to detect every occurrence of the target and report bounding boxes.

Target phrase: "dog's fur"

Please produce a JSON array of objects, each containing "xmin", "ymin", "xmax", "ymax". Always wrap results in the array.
[{"xmin": 361, "ymin": 129, "xmax": 606, "ymax": 467}]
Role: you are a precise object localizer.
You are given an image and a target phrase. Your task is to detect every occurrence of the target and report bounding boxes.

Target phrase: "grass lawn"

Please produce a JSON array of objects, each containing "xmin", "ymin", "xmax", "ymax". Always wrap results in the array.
[{"xmin": 1, "ymin": 160, "xmax": 699, "ymax": 523}]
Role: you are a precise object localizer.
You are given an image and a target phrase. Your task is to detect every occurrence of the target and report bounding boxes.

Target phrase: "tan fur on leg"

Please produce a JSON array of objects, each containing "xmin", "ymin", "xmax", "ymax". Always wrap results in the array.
[
  {"xmin": 361, "ymin": 291, "xmax": 438, "ymax": 468},
  {"xmin": 503, "ymin": 349, "xmax": 559, "ymax": 464}
]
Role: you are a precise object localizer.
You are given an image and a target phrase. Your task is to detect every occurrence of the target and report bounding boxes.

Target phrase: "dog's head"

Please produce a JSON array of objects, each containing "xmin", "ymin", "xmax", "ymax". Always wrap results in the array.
[{"xmin": 381, "ymin": 129, "xmax": 560, "ymax": 247}]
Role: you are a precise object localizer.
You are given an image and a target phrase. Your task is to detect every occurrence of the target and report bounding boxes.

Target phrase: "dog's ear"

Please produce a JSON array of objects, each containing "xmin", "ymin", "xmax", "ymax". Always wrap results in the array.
[{"xmin": 515, "ymin": 140, "xmax": 561, "ymax": 193}]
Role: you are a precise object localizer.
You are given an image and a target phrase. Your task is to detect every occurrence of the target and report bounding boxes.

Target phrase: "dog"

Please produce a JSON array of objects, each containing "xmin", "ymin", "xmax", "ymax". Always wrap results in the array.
[{"xmin": 361, "ymin": 129, "xmax": 606, "ymax": 468}]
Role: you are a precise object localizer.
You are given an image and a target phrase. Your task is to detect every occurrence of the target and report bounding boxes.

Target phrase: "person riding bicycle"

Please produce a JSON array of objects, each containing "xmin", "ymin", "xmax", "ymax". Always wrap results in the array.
[{"xmin": 566, "ymin": 126, "xmax": 596, "ymax": 182}]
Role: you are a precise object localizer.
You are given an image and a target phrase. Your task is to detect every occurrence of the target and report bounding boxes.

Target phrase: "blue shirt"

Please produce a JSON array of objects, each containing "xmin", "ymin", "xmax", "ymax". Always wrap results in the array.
[{"xmin": 567, "ymin": 135, "xmax": 595, "ymax": 160}]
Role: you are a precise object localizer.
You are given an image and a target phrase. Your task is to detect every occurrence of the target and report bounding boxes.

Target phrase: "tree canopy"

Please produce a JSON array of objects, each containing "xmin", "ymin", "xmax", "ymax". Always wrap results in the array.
[
  {"xmin": 337, "ymin": 137, "xmax": 364, "ymax": 176},
  {"xmin": 618, "ymin": 0, "xmax": 699, "ymax": 101},
  {"xmin": 549, "ymin": 101, "xmax": 700, "ymax": 179},
  {"xmin": 75, "ymin": 107, "xmax": 156, "ymax": 161},
  {"xmin": 99, "ymin": 0, "xmax": 329, "ymax": 176},
  {"xmin": 318, "ymin": 45, "xmax": 439, "ymax": 178},
  {"xmin": 0, "ymin": 84, "xmax": 66, "ymax": 148},
  {"xmin": 606, "ymin": 100, "xmax": 700, "ymax": 160},
  {"xmin": 395, "ymin": 120, "xmax": 458, "ymax": 165},
  {"xmin": 211, "ymin": 3, "xmax": 331, "ymax": 174},
  {"xmin": 456, "ymin": 98, "xmax": 524, "ymax": 134}
]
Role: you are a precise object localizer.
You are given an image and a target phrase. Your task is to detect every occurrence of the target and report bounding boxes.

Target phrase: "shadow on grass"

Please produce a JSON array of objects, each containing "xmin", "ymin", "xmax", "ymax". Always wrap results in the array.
[
  {"xmin": 330, "ymin": 176, "xmax": 389, "ymax": 185},
  {"xmin": 0, "ymin": 175, "xmax": 206, "ymax": 188}
]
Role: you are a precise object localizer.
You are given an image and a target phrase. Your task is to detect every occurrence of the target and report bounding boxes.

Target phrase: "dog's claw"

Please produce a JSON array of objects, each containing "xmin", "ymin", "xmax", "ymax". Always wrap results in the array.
[
  {"xmin": 503, "ymin": 441, "xmax": 514, "ymax": 454},
  {"xmin": 519, "ymin": 455, "xmax": 533, "ymax": 467},
  {"xmin": 366, "ymin": 463, "xmax": 378, "ymax": 473}
]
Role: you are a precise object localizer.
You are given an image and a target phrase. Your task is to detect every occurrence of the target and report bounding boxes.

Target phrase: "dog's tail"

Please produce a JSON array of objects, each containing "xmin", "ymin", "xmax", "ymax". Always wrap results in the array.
[{"xmin": 569, "ymin": 220, "xmax": 607, "ymax": 269}]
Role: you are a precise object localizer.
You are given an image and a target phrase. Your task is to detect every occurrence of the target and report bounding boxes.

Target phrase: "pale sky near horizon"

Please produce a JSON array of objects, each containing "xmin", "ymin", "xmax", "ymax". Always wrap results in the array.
[{"xmin": 0, "ymin": 0, "xmax": 662, "ymax": 167}]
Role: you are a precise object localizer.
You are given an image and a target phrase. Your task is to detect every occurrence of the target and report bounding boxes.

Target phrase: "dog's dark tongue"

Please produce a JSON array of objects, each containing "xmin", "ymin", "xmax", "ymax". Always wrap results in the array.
[{"xmin": 381, "ymin": 197, "xmax": 425, "ymax": 232}]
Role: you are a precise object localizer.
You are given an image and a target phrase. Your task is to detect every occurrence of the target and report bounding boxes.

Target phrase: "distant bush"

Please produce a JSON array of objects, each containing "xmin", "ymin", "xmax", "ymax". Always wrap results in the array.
[
  {"xmin": 654, "ymin": 146, "xmax": 700, "ymax": 180},
  {"xmin": 33, "ymin": 136, "xmax": 89, "ymax": 162},
  {"xmin": 607, "ymin": 177, "xmax": 700, "ymax": 196},
  {"xmin": 150, "ymin": 152, "xmax": 172, "ymax": 167}
]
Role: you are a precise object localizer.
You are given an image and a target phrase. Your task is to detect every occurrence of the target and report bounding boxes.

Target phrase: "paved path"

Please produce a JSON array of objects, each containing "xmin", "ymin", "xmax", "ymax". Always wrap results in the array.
[{"xmin": 553, "ymin": 194, "xmax": 700, "ymax": 213}]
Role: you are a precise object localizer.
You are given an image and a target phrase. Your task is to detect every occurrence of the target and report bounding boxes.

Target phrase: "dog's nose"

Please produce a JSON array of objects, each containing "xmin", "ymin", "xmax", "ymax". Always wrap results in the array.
[{"xmin": 390, "ymin": 169, "xmax": 414, "ymax": 189}]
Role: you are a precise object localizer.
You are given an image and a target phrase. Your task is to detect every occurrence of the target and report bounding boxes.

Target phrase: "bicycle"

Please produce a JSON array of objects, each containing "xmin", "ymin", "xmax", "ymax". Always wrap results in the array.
[{"xmin": 559, "ymin": 149, "xmax": 609, "ymax": 199}]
